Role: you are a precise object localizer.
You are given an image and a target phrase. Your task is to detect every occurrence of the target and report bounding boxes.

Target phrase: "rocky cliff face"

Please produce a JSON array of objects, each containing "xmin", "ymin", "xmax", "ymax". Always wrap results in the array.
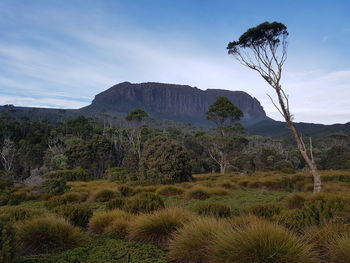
[{"xmin": 82, "ymin": 82, "xmax": 268, "ymax": 124}]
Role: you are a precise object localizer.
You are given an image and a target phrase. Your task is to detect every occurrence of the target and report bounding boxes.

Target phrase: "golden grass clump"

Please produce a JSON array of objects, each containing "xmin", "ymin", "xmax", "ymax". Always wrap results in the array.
[
  {"xmin": 128, "ymin": 207, "xmax": 195, "ymax": 248},
  {"xmin": 92, "ymin": 189, "xmax": 117, "ymax": 202},
  {"xmin": 155, "ymin": 185, "xmax": 185, "ymax": 196},
  {"xmin": 16, "ymin": 216, "xmax": 84, "ymax": 255},
  {"xmin": 210, "ymin": 218, "xmax": 318, "ymax": 263},
  {"xmin": 88, "ymin": 209, "xmax": 133, "ymax": 234},
  {"xmin": 168, "ymin": 217, "xmax": 228, "ymax": 263},
  {"xmin": 184, "ymin": 186, "xmax": 212, "ymax": 200},
  {"xmin": 0, "ymin": 206, "xmax": 46, "ymax": 222}
]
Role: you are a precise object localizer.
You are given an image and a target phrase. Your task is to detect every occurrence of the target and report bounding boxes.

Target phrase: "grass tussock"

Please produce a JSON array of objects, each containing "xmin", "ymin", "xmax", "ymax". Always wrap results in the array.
[
  {"xmin": 88, "ymin": 209, "xmax": 133, "ymax": 234},
  {"xmin": 156, "ymin": 185, "xmax": 185, "ymax": 196},
  {"xmin": 128, "ymin": 207, "xmax": 195, "ymax": 248},
  {"xmin": 16, "ymin": 216, "xmax": 84, "ymax": 255},
  {"xmin": 168, "ymin": 217, "xmax": 228, "ymax": 263},
  {"xmin": 210, "ymin": 218, "xmax": 318, "ymax": 263}
]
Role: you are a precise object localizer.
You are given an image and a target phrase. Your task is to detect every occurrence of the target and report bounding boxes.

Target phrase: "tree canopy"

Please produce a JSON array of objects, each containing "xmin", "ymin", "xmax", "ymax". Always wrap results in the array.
[
  {"xmin": 125, "ymin": 109, "xmax": 148, "ymax": 122},
  {"xmin": 206, "ymin": 97, "xmax": 243, "ymax": 127}
]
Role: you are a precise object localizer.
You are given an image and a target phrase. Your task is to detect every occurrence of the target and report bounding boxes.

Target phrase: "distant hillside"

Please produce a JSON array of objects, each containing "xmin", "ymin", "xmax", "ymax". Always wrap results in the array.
[
  {"xmin": 1, "ymin": 81, "xmax": 349, "ymax": 138},
  {"xmin": 80, "ymin": 82, "xmax": 268, "ymax": 125}
]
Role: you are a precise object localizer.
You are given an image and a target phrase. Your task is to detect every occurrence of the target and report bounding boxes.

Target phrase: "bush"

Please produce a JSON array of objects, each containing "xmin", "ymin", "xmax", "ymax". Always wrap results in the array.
[
  {"xmin": 210, "ymin": 219, "xmax": 318, "ymax": 263},
  {"xmin": 53, "ymin": 204, "xmax": 93, "ymax": 228},
  {"xmin": 106, "ymin": 197, "xmax": 125, "ymax": 210},
  {"xmin": 104, "ymin": 167, "xmax": 138, "ymax": 182},
  {"xmin": 128, "ymin": 207, "xmax": 195, "ymax": 248},
  {"xmin": 155, "ymin": 186, "xmax": 184, "ymax": 197},
  {"xmin": 140, "ymin": 136, "xmax": 193, "ymax": 184},
  {"xmin": 184, "ymin": 187, "xmax": 211, "ymax": 200},
  {"xmin": 42, "ymin": 177, "xmax": 68, "ymax": 195},
  {"xmin": 123, "ymin": 193, "xmax": 164, "ymax": 214},
  {"xmin": 194, "ymin": 203, "xmax": 231, "ymax": 218},
  {"xmin": 88, "ymin": 210, "xmax": 133, "ymax": 234},
  {"xmin": 0, "ymin": 217, "xmax": 17, "ymax": 263},
  {"xmin": 93, "ymin": 189, "xmax": 117, "ymax": 202},
  {"xmin": 244, "ymin": 203, "xmax": 281, "ymax": 219},
  {"xmin": 17, "ymin": 217, "xmax": 84, "ymax": 255},
  {"xmin": 44, "ymin": 168, "xmax": 90, "ymax": 181},
  {"xmin": 118, "ymin": 185, "xmax": 134, "ymax": 197},
  {"xmin": 168, "ymin": 217, "xmax": 228, "ymax": 263}
]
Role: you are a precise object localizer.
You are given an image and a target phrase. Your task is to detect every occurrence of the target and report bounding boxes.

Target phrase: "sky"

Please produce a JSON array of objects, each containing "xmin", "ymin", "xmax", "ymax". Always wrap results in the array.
[{"xmin": 0, "ymin": 0, "xmax": 349, "ymax": 124}]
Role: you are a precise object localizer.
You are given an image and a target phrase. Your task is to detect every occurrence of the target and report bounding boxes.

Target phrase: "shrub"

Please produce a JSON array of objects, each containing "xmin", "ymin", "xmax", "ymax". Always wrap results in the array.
[
  {"xmin": 210, "ymin": 219, "xmax": 318, "ymax": 263},
  {"xmin": 42, "ymin": 177, "xmax": 68, "ymax": 195},
  {"xmin": 244, "ymin": 203, "xmax": 281, "ymax": 219},
  {"xmin": 194, "ymin": 203, "xmax": 231, "ymax": 218},
  {"xmin": 106, "ymin": 197, "xmax": 125, "ymax": 210},
  {"xmin": 0, "ymin": 207, "xmax": 44, "ymax": 222},
  {"xmin": 281, "ymin": 167, "xmax": 296, "ymax": 174},
  {"xmin": 88, "ymin": 210, "xmax": 133, "ymax": 234},
  {"xmin": 156, "ymin": 186, "xmax": 184, "ymax": 196},
  {"xmin": 140, "ymin": 136, "xmax": 193, "ymax": 183},
  {"xmin": 53, "ymin": 204, "xmax": 93, "ymax": 228},
  {"xmin": 0, "ymin": 217, "xmax": 17, "ymax": 263},
  {"xmin": 123, "ymin": 193, "xmax": 164, "ymax": 214},
  {"xmin": 118, "ymin": 185, "xmax": 134, "ymax": 197},
  {"xmin": 93, "ymin": 189, "xmax": 117, "ymax": 202},
  {"xmin": 184, "ymin": 187, "xmax": 211, "ymax": 200},
  {"xmin": 105, "ymin": 167, "xmax": 138, "ymax": 182},
  {"xmin": 128, "ymin": 207, "xmax": 195, "ymax": 248},
  {"xmin": 168, "ymin": 217, "xmax": 228, "ymax": 263},
  {"xmin": 44, "ymin": 168, "xmax": 90, "ymax": 181},
  {"xmin": 17, "ymin": 217, "xmax": 84, "ymax": 255}
]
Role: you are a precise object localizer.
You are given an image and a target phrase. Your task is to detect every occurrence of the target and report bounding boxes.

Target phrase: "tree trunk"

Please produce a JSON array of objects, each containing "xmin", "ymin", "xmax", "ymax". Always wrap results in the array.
[
  {"xmin": 288, "ymin": 122, "xmax": 322, "ymax": 192},
  {"xmin": 220, "ymin": 163, "xmax": 225, "ymax": 174},
  {"xmin": 275, "ymin": 87, "xmax": 322, "ymax": 193}
]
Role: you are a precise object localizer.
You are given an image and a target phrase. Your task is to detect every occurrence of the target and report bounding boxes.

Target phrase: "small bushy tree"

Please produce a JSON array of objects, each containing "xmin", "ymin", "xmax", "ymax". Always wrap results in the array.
[{"xmin": 140, "ymin": 136, "xmax": 192, "ymax": 183}]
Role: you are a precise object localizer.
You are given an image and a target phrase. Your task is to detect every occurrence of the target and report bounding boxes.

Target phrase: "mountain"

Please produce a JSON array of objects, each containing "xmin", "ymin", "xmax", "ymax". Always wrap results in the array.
[
  {"xmin": 80, "ymin": 82, "xmax": 268, "ymax": 125},
  {"xmin": 1, "ymin": 81, "xmax": 349, "ymax": 138}
]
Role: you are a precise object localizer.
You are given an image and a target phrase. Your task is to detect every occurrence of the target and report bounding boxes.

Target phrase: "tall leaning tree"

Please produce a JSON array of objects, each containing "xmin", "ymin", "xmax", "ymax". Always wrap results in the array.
[{"xmin": 227, "ymin": 21, "xmax": 322, "ymax": 192}]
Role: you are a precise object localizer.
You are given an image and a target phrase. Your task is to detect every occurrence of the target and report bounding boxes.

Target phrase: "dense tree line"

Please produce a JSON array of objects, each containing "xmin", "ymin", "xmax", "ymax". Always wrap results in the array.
[{"xmin": 0, "ymin": 103, "xmax": 349, "ymax": 187}]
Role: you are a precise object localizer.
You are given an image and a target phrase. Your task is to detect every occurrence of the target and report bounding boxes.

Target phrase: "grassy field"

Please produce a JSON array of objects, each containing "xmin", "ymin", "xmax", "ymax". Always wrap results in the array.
[{"xmin": 1, "ymin": 170, "xmax": 350, "ymax": 262}]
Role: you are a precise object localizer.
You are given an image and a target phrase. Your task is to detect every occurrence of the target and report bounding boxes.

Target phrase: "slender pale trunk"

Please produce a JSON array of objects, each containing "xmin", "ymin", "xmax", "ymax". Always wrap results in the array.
[{"xmin": 276, "ymin": 87, "xmax": 322, "ymax": 193}]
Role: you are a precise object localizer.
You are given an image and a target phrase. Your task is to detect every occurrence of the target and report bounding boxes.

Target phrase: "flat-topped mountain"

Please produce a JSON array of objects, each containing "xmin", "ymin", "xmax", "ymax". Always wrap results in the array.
[{"xmin": 81, "ymin": 82, "xmax": 268, "ymax": 124}]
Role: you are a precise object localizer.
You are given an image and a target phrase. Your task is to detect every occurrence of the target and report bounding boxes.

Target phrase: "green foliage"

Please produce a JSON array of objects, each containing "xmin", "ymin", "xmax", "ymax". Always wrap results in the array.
[
  {"xmin": 53, "ymin": 204, "xmax": 93, "ymax": 228},
  {"xmin": 104, "ymin": 167, "xmax": 137, "ymax": 182},
  {"xmin": 42, "ymin": 177, "xmax": 68, "ymax": 195},
  {"xmin": 0, "ymin": 217, "xmax": 17, "ymax": 263},
  {"xmin": 123, "ymin": 193, "xmax": 165, "ymax": 214},
  {"xmin": 44, "ymin": 168, "xmax": 90, "ymax": 181},
  {"xmin": 125, "ymin": 109, "xmax": 148, "ymax": 122},
  {"xmin": 320, "ymin": 146, "xmax": 350, "ymax": 170},
  {"xmin": 45, "ymin": 192, "xmax": 85, "ymax": 209},
  {"xmin": 194, "ymin": 203, "xmax": 232, "ymax": 218},
  {"xmin": 118, "ymin": 185, "xmax": 134, "ymax": 197},
  {"xmin": 17, "ymin": 217, "xmax": 84, "ymax": 255},
  {"xmin": 206, "ymin": 96, "xmax": 243, "ymax": 127},
  {"xmin": 140, "ymin": 136, "xmax": 193, "ymax": 184},
  {"xmin": 18, "ymin": 236, "xmax": 167, "ymax": 263}
]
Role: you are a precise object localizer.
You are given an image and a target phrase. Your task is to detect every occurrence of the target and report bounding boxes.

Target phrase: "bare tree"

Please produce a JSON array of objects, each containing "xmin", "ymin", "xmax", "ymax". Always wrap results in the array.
[
  {"xmin": 227, "ymin": 21, "xmax": 322, "ymax": 192},
  {"xmin": 0, "ymin": 137, "xmax": 17, "ymax": 174}
]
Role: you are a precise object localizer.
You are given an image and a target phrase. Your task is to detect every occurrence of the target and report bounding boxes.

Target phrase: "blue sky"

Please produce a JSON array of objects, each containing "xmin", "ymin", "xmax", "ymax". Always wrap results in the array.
[{"xmin": 0, "ymin": 0, "xmax": 349, "ymax": 124}]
